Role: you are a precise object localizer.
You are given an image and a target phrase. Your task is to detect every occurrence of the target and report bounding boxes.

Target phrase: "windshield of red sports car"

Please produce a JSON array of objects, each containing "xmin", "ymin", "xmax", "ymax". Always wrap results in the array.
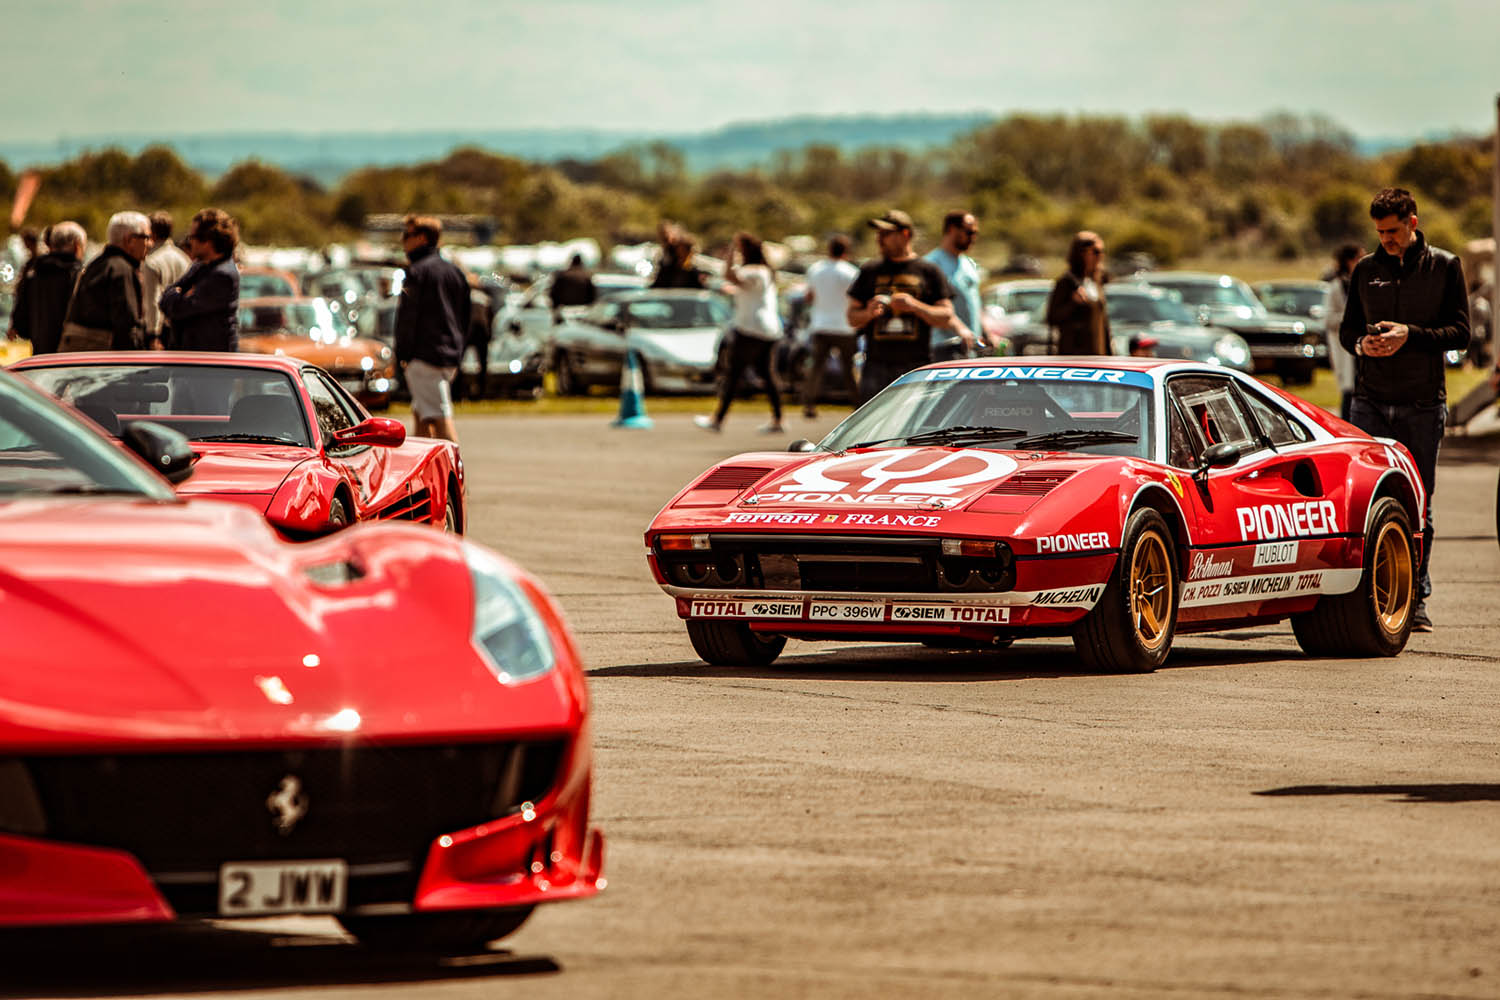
[
  {"xmin": 20, "ymin": 364, "xmax": 313, "ymax": 447},
  {"xmin": 0, "ymin": 373, "xmax": 176, "ymax": 499},
  {"xmin": 819, "ymin": 365, "xmax": 1155, "ymax": 459}
]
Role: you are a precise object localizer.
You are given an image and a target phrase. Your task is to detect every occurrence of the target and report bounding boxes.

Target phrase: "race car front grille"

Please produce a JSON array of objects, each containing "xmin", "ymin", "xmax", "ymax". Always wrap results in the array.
[
  {"xmin": 658, "ymin": 534, "xmax": 1015, "ymax": 594},
  {"xmin": 986, "ymin": 470, "xmax": 1075, "ymax": 496},
  {"xmin": 14, "ymin": 740, "xmax": 565, "ymax": 913},
  {"xmin": 695, "ymin": 466, "xmax": 772, "ymax": 491},
  {"xmin": 376, "ymin": 486, "xmax": 432, "ymax": 522}
]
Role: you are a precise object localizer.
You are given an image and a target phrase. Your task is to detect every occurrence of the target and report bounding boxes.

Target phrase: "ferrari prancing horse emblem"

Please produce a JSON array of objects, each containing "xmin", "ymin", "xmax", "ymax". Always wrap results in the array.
[{"xmin": 266, "ymin": 775, "xmax": 308, "ymax": 835}]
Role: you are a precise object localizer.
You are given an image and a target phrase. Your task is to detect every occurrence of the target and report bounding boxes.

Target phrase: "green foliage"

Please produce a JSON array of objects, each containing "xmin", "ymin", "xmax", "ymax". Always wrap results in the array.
[
  {"xmin": 1395, "ymin": 141, "xmax": 1491, "ymax": 209},
  {"xmin": 1310, "ymin": 185, "xmax": 1370, "ymax": 245}
]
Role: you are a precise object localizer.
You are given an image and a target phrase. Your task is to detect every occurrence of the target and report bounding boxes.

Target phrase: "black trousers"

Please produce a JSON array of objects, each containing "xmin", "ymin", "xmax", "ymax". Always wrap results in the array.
[
  {"xmin": 1349, "ymin": 396, "xmax": 1445, "ymax": 601},
  {"xmin": 802, "ymin": 331, "xmax": 859, "ymax": 410},
  {"xmin": 714, "ymin": 331, "xmax": 781, "ymax": 424}
]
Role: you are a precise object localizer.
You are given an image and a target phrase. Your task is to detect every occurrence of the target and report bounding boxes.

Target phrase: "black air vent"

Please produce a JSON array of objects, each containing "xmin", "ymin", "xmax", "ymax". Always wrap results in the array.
[
  {"xmin": 986, "ymin": 471, "xmax": 1075, "ymax": 496},
  {"xmin": 696, "ymin": 466, "xmax": 771, "ymax": 491}
]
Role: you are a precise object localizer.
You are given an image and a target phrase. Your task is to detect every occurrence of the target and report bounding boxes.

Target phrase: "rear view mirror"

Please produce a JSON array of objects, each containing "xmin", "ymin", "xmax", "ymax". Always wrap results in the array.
[
  {"xmin": 1195, "ymin": 441, "xmax": 1241, "ymax": 481},
  {"xmin": 123, "ymin": 421, "xmax": 196, "ymax": 485},
  {"xmin": 787, "ymin": 438, "xmax": 819, "ymax": 453},
  {"xmin": 332, "ymin": 417, "xmax": 406, "ymax": 448}
]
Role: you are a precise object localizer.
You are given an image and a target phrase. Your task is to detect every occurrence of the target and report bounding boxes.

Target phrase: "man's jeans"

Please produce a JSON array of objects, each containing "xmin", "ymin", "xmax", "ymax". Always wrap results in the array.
[{"xmin": 1348, "ymin": 396, "xmax": 1445, "ymax": 601}]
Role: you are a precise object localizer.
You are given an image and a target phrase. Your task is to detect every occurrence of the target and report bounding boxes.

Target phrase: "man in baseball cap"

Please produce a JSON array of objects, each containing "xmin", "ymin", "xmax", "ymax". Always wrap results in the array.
[{"xmin": 845, "ymin": 209, "xmax": 954, "ymax": 399}]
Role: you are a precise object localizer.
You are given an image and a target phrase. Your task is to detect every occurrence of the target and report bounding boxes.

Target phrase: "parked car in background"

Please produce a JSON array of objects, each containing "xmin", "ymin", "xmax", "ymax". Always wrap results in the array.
[
  {"xmin": 1105, "ymin": 285, "xmax": 1252, "ymax": 370},
  {"xmin": 237, "ymin": 296, "xmax": 396, "ymax": 410},
  {"xmin": 239, "ymin": 266, "xmax": 301, "ymax": 299},
  {"xmin": 1138, "ymin": 272, "xmax": 1324, "ymax": 384},
  {"xmin": 1255, "ymin": 279, "xmax": 1331, "ymax": 335},
  {"xmin": 552, "ymin": 289, "xmax": 731, "ymax": 395}
]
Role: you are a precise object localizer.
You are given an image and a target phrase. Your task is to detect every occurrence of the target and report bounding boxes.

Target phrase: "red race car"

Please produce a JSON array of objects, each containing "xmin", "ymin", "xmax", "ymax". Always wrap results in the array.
[
  {"xmin": 647, "ymin": 357, "xmax": 1425, "ymax": 672},
  {"xmin": 13, "ymin": 352, "xmax": 462, "ymax": 538},
  {"xmin": 0, "ymin": 368, "xmax": 602, "ymax": 947}
]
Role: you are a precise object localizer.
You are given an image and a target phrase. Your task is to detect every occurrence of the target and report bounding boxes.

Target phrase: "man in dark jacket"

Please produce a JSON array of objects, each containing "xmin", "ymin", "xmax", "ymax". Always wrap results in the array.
[
  {"xmin": 159, "ymin": 208, "xmax": 241, "ymax": 352},
  {"xmin": 552, "ymin": 253, "xmax": 598, "ymax": 308},
  {"xmin": 396, "ymin": 214, "xmax": 470, "ymax": 443},
  {"xmin": 60, "ymin": 211, "xmax": 151, "ymax": 351},
  {"xmin": 1338, "ymin": 187, "xmax": 1470, "ymax": 632},
  {"xmin": 11, "ymin": 221, "xmax": 85, "ymax": 355}
]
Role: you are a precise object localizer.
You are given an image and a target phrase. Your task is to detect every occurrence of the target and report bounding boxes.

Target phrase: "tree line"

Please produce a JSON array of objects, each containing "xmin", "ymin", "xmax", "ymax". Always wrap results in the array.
[{"xmin": 2, "ymin": 112, "xmax": 1492, "ymax": 266}]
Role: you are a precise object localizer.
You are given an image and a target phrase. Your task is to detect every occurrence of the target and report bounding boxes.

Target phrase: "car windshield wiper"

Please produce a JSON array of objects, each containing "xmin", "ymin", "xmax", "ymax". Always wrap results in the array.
[
  {"xmin": 36, "ymin": 484, "xmax": 146, "ymax": 496},
  {"xmin": 1011, "ymin": 429, "xmax": 1139, "ymax": 449},
  {"xmin": 839, "ymin": 426, "xmax": 1026, "ymax": 451},
  {"xmin": 195, "ymin": 433, "xmax": 303, "ymax": 445}
]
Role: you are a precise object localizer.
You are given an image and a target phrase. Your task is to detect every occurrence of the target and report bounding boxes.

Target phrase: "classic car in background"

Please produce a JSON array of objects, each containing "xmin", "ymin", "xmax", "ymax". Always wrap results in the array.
[
  {"xmin": 1141, "ymin": 272, "xmax": 1324, "ymax": 383},
  {"xmin": 237, "ymin": 296, "xmax": 396, "ymax": 409}
]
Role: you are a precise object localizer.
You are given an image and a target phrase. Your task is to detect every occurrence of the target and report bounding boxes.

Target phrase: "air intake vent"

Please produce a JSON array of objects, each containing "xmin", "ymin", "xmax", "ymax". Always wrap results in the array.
[
  {"xmin": 696, "ymin": 466, "xmax": 772, "ymax": 491},
  {"xmin": 986, "ymin": 470, "xmax": 1075, "ymax": 496}
]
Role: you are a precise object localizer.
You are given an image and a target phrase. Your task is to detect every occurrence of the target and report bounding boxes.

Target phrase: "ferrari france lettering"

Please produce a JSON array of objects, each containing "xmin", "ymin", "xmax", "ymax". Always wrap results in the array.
[
  {"xmin": 1252, "ymin": 541, "xmax": 1298, "ymax": 567},
  {"xmin": 725, "ymin": 512, "xmax": 821, "ymax": 525},
  {"xmin": 1236, "ymin": 500, "xmax": 1339, "ymax": 541},
  {"xmin": 1036, "ymin": 531, "xmax": 1110, "ymax": 553},
  {"xmin": 838, "ymin": 513, "xmax": 942, "ymax": 527},
  {"xmin": 808, "ymin": 601, "xmax": 885, "ymax": 622},
  {"xmin": 1188, "ymin": 551, "xmax": 1235, "ymax": 580}
]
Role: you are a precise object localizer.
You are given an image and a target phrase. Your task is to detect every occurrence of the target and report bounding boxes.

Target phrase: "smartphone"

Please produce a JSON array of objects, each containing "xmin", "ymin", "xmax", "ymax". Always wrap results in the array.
[{"xmin": 1366, "ymin": 324, "xmax": 1383, "ymax": 334}]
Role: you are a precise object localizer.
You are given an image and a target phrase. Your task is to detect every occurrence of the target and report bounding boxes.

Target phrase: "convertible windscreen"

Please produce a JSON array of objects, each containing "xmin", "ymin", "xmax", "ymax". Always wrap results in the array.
[
  {"xmin": 821, "ymin": 367, "xmax": 1155, "ymax": 459},
  {"xmin": 0, "ymin": 374, "xmax": 176, "ymax": 499},
  {"xmin": 21, "ymin": 365, "xmax": 313, "ymax": 448},
  {"xmin": 614, "ymin": 296, "xmax": 731, "ymax": 329}
]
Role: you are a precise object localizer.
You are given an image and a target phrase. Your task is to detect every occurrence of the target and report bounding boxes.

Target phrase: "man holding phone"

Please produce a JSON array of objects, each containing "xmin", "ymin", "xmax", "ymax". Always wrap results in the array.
[{"xmin": 1338, "ymin": 187, "xmax": 1470, "ymax": 632}]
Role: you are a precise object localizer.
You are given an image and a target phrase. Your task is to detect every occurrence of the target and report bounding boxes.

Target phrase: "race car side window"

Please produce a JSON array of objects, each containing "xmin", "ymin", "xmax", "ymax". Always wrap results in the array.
[
  {"xmin": 1167, "ymin": 404, "xmax": 1199, "ymax": 468},
  {"xmin": 1236, "ymin": 387, "xmax": 1311, "ymax": 447},
  {"xmin": 1166, "ymin": 376, "xmax": 1257, "ymax": 464},
  {"xmin": 302, "ymin": 370, "xmax": 358, "ymax": 447}
]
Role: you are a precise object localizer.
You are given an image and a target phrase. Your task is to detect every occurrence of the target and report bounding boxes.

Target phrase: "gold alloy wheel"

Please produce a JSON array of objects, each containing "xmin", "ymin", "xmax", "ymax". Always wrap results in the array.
[
  {"xmin": 1130, "ymin": 531, "xmax": 1173, "ymax": 651},
  {"xmin": 1371, "ymin": 520, "xmax": 1413, "ymax": 634}
]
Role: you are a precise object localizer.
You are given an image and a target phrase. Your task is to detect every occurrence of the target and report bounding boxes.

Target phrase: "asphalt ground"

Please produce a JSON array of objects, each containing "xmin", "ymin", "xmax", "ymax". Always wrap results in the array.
[{"xmin": 4, "ymin": 410, "xmax": 1499, "ymax": 999}]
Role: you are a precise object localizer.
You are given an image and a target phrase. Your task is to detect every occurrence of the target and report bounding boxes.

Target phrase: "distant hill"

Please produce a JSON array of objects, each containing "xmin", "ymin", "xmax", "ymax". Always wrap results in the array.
[{"xmin": 0, "ymin": 113, "xmax": 998, "ymax": 185}]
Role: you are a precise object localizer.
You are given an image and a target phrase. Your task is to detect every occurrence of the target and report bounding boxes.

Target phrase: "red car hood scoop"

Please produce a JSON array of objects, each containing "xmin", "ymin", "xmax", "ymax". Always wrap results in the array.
[{"xmin": 745, "ymin": 447, "xmax": 1024, "ymax": 509}]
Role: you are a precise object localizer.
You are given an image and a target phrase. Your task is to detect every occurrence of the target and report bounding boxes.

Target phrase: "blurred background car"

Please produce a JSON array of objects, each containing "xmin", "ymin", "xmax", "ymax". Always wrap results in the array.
[
  {"xmin": 237, "ymin": 296, "xmax": 396, "ymax": 409},
  {"xmin": 1254, "ymin": 279, "xmax": 1330, "ymax": 335},
  {"xmin": 1136, "ymin": 271, "xmax": 1323, "ymax": 384},
  {"xmin": 1104, "ymin": 285, "xmax": 1252, "ymax": 370},
  {"xmin": 552, "ymin": 289, "xmax": 730, "ymax": 395},
  {"xmin": 238, "ymin": 265, "xmax": 301, "ymax": 299}
]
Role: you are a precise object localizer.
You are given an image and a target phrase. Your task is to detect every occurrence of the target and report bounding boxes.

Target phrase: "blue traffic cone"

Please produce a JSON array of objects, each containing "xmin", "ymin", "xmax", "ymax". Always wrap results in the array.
[{"xmin": 612, "ymin": 348, "xmax": 654, "ymax": 429}]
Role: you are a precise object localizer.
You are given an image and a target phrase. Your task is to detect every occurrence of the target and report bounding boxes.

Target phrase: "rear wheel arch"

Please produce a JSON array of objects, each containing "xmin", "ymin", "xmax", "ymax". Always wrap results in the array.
[{"xmin": 1368, "ymin": 469, "xmax": 1421, "ymax": 536}]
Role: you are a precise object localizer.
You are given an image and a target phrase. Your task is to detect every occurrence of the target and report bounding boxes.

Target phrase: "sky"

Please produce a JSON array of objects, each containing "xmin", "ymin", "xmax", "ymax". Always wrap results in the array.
[{"xmin": 4, "ymin": 0, "xmax": 1498, "ymax": 143}]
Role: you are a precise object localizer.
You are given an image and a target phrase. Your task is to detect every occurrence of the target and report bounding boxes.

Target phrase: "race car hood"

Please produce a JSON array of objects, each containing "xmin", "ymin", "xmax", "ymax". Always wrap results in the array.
[
  {"xmin": 742, "ymin": 446, "xmax": 1060, "ymax": 510},
  {"xmin": 629, "ymin": 328, "xmax": 719, "ymax": 367},
  {"xmin": 179, "ymin": 445, "xmax": 309, "ymax": 496},
  {"xmin": 0, "ymin": 500, "xmax": 575, "ymax": 749}
]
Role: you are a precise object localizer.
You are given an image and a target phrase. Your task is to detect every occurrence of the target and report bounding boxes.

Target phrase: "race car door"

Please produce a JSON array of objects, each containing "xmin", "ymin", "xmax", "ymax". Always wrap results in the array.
[
  {"xmin": 302, "ymin": 368, "xmax": 391, "ymax": 512},
  {"xmin": 1164, "ymin": 374, "xmax": 1339, "ymax": 623}
]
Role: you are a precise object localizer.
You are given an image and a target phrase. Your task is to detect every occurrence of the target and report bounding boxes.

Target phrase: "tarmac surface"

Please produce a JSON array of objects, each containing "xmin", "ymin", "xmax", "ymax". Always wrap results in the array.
[{"xmin": 4, "ymin": 411, "xmax": 1498, "ymax": 999}]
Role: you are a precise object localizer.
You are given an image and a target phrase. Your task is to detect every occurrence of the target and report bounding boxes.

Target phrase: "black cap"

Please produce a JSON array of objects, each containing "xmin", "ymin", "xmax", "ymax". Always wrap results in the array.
[{"xmin": 868, "ymin": 209, "xmax": 914, "ymax": 232}]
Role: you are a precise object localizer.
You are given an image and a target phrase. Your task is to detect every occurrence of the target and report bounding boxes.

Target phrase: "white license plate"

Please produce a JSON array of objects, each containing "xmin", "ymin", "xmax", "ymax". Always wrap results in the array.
[
  {"xmin": 218, "ymin": 859, "xmax": 347, "ymax": 916},
  {"xmin": 807, "ymin": 600, "xmax": 885, "ymax": 622}
]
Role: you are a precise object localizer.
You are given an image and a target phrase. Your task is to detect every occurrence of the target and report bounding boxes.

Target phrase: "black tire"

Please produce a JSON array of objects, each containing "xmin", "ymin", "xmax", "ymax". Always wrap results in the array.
[
  {"xmin": 554, "ymin": 351, "xmax": 584, "ymax": 396},
  {"xmin": 1072, "ymin": 508, "xmax": 1178, "ymax": 673},
  {"xmin": 327, "ymin": 495, "xmax": 350, "ymax": 532},
  {"xmin": 1291, "ymin": 497, "xmax": 1415, "ymax": 657},
  {"xmin": 685, "ymin": 620, "xmax": 787, "ymax": 666},
  {"xmin": 442, "ymin": 491, "xmax": 461, "ymax": 534},
  {"xmin": 339, "ymin": 907, "xmax": 533, "ymax": 953}
]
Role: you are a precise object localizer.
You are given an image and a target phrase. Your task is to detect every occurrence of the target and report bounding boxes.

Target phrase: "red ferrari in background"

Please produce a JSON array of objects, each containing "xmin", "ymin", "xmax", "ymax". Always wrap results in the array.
[
  {"xmin": 647, "ymin": 358, "xmax": 1425, "ymax": 672},
  {"xmin": 14, "ymin": 352, "xmax": 462, "ymax": 538},
  {"xmin": 0, "ymin": 368, "xmax": 602, "ymax": 947}
]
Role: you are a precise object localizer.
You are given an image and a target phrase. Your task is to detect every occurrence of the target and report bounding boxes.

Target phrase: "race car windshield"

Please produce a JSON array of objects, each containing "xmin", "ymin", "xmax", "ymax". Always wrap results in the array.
[
  {"xmin": 0, "ymin": 373, "xmax": 175, "ymax": 499},
  {"xmin": 20, "ymin": 364, "xmax": 314, "ymax": 448},
  {"xmin": 820, "ymin": 368, "xmax": 1155, "ymax": 460}
]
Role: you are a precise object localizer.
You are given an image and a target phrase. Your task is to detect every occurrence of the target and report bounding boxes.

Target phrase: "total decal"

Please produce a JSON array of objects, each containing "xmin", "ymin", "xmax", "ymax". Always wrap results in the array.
[
  {"xmin": 1236, "ymin": 499, "xmax": 1339, "ymax": 541},
  {"xmin": 747, "ymin": 448, "xmax": 1018, "ymax": 507},
  {"xmin": 683, "ymin": 584, "xmax": 1107, "ymax": 622},
  {"xmin": 1180, "ymin": 568, "xmax": 1361, "ymax": 607}
]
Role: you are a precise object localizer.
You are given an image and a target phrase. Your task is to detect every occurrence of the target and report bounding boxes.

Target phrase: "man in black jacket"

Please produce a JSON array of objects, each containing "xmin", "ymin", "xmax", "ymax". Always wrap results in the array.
[
  {"xmin": 396, "ymin": 214, "xmax": 470, "ymax": 443},
  {"xmin": 159, "ymin": 208, "xmax": 240, "ymax": 352},
  {"xmin": 60, "ymin": 211, "xmax": 151, "ymax": 351},
  {"xmin": 11, "ymin": 221, "xmax": 85, "ymax": 355},
  {"xmin": 1338, "ymin": 187, "xmax": 1470, "ymax": 632}
]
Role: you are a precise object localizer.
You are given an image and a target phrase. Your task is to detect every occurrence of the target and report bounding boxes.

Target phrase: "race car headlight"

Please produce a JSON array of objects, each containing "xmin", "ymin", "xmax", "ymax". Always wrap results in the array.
[
  {"xmin": 465, "ymin": 545, "xmax": 556, "ymax": 684},
  {"xmin": 1214, "ymin": 335, "xmax": 1250, "ymax": 368}
]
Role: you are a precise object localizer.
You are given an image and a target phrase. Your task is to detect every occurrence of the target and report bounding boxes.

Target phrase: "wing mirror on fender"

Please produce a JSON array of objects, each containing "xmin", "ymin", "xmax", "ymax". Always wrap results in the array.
[
  {"xmin": 332, "ymin": 417, "xmax": 407, "ymax": 448},
  {"xmin": 123, "ymin": 420, "xmax": 197, "ymax": 485},
  {"xmin": 787, "ymin": 438, "xmax": 819, "ymax": 453},
  {"xmin": 1194, "ymin": 441, "xmax": 1241, "ymax": 482}
]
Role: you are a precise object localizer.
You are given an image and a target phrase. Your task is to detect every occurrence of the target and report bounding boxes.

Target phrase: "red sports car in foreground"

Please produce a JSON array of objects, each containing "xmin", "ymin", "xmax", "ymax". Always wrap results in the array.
[
  {"xmin": 13, "ymin": 352, "xmax": 462, "ymax": 538},
  {"xmin": 0, "ymin": 370, "xmax": 602, "ymax": 946},
  {"xmin": 647, "ymin": 358, "xmax": 1424, "ymax": 672}
]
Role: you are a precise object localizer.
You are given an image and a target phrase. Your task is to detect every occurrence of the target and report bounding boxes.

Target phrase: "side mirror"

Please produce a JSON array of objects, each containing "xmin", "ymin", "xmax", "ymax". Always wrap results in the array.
[
  {"xmin": 123, "ymin": 421, "xmax": 196, "ymax": 485},
  {"xmin": 332, "ymin": 417, "xmax": 407, "ymax": 448},
  {"xmin": 787, "ymin": 438, "xmax": 819, "ymax": 453},
  {"xmin": 605, "ymin": 318, "xmax": 628, "ymax": 334},
  {"xmin": 1195, "ymin": 441, "xmax": 1241, "ymax": 480}
]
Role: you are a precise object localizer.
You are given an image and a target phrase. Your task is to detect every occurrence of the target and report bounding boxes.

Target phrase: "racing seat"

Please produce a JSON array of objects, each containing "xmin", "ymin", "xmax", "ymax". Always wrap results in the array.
[
  {"xmin": 229, "ymin": 394, "xmax": 306, "ymax": 443},
  {"xmin": 75, "ymin": 401, "xmax": 120, "ymax": 436}
]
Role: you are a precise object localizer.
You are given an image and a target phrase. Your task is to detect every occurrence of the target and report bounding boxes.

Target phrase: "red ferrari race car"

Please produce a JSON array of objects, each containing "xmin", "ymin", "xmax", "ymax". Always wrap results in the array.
[
  {"xmin": 0, "ymin": 368, "xmax": 602, "ymax": 947},
  {"xmin": 13, "ymin": 352, "xmax": 463, "ymax": 537},
  {"xmin": 647, "ymin": 357, "xmax": 1426, "ymax": 672}
]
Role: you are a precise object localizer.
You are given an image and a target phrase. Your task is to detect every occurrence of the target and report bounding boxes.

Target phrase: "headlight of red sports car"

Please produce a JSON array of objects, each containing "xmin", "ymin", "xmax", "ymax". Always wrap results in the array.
[{"xmin": 465, "ymin": 543, "xmax": 557, "ymax": 684}]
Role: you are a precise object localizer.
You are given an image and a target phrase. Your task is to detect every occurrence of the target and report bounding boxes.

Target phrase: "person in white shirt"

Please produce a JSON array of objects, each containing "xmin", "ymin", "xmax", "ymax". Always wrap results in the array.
[
  {"xmin": 696, "ymin": 232, "xmax": 785, "ymax": 433},
  {"xmin": 800, "ymin": 234, "xmax": 860, "ymax": 417},
  {"xmin": 139, "ymin": 211, "xmax": 192, "ymax": 347}
]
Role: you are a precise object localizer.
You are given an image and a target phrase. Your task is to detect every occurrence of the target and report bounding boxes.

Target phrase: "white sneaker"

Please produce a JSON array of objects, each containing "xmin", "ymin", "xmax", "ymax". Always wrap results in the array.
[
  {"xmin": 693, "ymin": 415, "xmax": 720, "ymax": 432},
  {"xmin": 758, "ymin": 422, "xmax": 785, "ymax": 434}
]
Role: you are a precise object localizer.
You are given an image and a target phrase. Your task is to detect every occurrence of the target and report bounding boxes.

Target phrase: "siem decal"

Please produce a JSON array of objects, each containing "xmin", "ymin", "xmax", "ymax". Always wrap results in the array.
[
  {"xmin": 1188, "ymin": 551, "xmax": 1235, "ymax": 580},
  {"xmin": 1252, "ymin": 541, "xmax": 1298, "ymax": 567},
  {"xmin": 1236, "ymin": 500, "xmax": 1338, "ymax": 541},
  {"xmin": 1036, "ymin": 531, "xmax": 1110, "ymax": 554}
]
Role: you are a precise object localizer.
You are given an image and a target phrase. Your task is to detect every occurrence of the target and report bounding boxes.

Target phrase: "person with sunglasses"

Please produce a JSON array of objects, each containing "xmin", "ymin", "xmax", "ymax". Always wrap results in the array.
[
  {"xmin": 59, "ymin": 211, "xmax": 150, "ymax": 352},
  {"xmin": 925, "ymin": 210, "xmax": 983, "ymax": 361},
  {"xmin": 395, "ymin": 214, "xmax": 471, "ymax": 443},
  {"xmin": 1044, "ymin": 231, "xmax": 1112, "ymax": 356}
]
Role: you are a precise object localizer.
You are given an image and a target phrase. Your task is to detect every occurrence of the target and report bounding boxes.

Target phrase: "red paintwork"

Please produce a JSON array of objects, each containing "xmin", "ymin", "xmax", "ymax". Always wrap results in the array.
[
  {"xmin": 645, "ymin": 357, "xmax": 1425, "ymax": 647},
  {"xmin": 12, "ymin": 352, "xmax": 464, "ymax": 538},
  {"xmin": 0, "ymin": 494, "xmax": 602, "ymax": 926}
]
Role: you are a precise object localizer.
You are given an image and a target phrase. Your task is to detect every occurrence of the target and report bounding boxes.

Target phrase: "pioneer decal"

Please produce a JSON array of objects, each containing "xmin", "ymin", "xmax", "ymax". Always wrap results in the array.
[
  {"xmin": 1236, "ymin": 500, "xmax": 1339, "ymax": 541},
  {"xmin": 751, "ymin": 448, "xmax": 1018, "ymax": 507},
  {"xmin": 1252, "ymin": 541, "xmax": 1298, "ymax": 567},
  {"xmin": 901, "ymin": 366, "xmax": 1154, "ymax": 389},
  {"xmin": 1179, "ymin": 568, "xmax": 1361, "ymax": 607},
  {"xmin": 1036, "ymin": 531, "xmax": 1110, "ymax": 554},
  {"xmin": 1188, "ymin": 551, "xmax": 1235, "ymax": 580}
]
